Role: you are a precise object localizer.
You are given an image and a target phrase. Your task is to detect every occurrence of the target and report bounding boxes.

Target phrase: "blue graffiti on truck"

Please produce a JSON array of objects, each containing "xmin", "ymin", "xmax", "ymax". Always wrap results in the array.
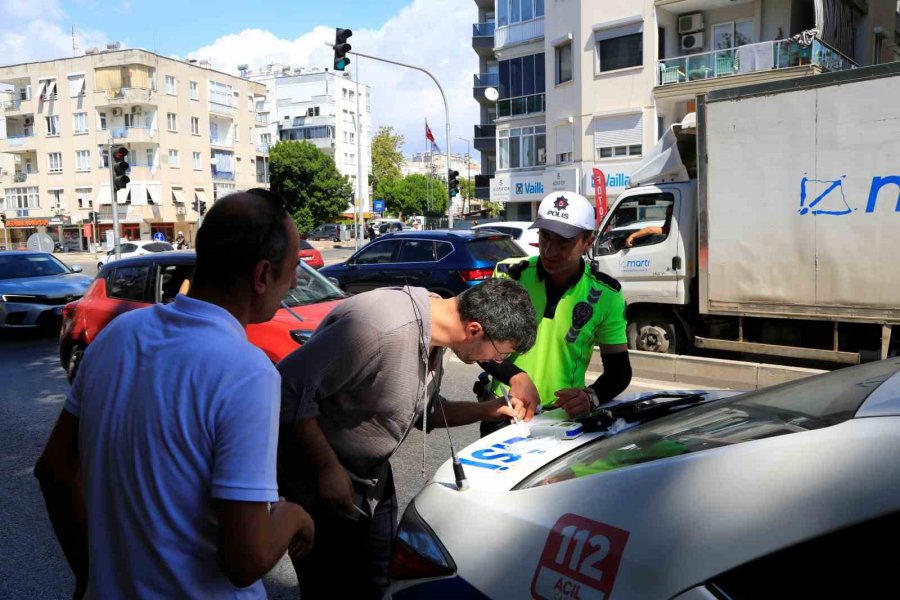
[{"xmin": 799, "ymin": 175, "xmax": 900, "ymax": 216}]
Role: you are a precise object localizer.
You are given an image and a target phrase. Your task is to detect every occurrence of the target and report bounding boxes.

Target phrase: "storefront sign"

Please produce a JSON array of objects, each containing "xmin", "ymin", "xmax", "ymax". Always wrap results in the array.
[
  {"xmin": 7, "ymin": 217, "xmax": 49, "ymax": 228},
  {"xmin": 544, "ymin": 168, "xmax": 579, "ymax": 195},
  {"xmin": 490, "ymin": 175, "xmax": 511, "ymax": 203},
  {"xmin": 492, "ymin": 169, "xmax": 581, "ymax": 204},
  {"xmin": 584, "ymin": 161, "xmax": 639, "ymax": 197},
  {"xmin": 48, "ymin": 216, "xmax": 72, "ymax": 226}
]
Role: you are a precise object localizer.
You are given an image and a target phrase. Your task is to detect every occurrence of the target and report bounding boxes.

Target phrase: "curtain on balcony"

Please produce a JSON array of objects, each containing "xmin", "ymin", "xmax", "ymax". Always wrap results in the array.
[
  {"xmin": 815, "ymin": 0, "xmax": 857, "ymax": 59},
  {"xmin": 95, "ymin": 67, "xmax": 122, "ymax": 94}
]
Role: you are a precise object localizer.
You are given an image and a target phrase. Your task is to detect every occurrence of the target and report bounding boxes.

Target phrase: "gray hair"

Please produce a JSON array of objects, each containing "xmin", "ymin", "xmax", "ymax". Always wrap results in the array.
[{"xmin": 457, "ymin": 278, "xmax": 537, "ymax": 354}]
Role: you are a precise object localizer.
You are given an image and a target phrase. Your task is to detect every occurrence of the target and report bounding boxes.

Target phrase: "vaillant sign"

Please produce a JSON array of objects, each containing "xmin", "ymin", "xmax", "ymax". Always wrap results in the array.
[
  {"xmin": 585, "ymin": 161, "xmax": 639, "ymax": 196},
  {"xmin": 495, "ymin": 168, "xmax": 581, "ymax": 203},
  {"xmin": 512, "ymin": 175, "xmax": 545, "ymax": 201}
]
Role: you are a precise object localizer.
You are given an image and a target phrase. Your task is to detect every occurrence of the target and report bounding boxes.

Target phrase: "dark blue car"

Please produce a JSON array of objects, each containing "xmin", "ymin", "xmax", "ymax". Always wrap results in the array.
[
  {"xmin": 0, "ymin": 251, "xmax": 92, "ymax": 329},
  {"xmin": 319, "ymin": 230, "xmax": 525, "ymax": 297}
]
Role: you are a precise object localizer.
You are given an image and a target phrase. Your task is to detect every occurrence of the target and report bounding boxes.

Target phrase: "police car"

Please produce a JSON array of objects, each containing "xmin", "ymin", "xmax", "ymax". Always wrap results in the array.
[{"xmin": 386, "ymin": 358, "xmax": 900, "ymax": 599}]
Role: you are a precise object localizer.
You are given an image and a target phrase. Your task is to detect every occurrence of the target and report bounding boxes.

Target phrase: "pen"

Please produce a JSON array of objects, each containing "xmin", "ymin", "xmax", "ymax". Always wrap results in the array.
[{"xmin": 499, "ymin": 384, "xmax": 520, "ymax": 425}]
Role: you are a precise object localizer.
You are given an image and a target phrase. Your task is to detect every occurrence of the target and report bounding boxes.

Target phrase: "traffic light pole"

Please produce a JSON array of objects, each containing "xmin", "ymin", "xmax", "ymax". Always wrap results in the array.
[
  {"xmin": 108, "ymin": 141, "xmax": 122, "ymax": 261},
  {"xmin": 355, "ymin": 59, "xmax": 363, "ymax": 251},
  {"xmin": 332, "ymin": 46, "xmax": 454, "ymax": 228}
]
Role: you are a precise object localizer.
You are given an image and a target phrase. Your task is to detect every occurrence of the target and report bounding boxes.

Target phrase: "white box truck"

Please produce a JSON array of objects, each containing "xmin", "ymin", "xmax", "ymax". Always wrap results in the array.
[{"xmin": 593, "ymin": 62, "xmax": 900, "ymax": 364}]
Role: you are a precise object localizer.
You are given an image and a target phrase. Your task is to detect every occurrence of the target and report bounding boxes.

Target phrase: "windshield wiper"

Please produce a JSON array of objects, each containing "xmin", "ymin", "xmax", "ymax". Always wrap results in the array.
[{"xmin": 578, "ymin": 392, "xmax": 710, "ymax": 432}]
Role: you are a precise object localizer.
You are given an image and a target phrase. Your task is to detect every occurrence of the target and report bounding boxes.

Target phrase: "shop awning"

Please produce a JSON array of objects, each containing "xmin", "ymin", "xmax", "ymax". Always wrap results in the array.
[{"xmin": 171, "ymin": 188, "xmax": 187, "ymax": 205}]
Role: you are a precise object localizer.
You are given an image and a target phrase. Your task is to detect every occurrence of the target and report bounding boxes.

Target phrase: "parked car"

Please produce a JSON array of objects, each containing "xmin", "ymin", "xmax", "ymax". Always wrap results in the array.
[
  {"xmin": 387, "ymin": 358, "xmax": 900, "ymax": 599},
  {"xmin": 299, "ymin": 239, "xmax": 325, "ymax": 270},
  {"xmin": 472, "ymin": 221, "xmax": 540, "ymax": 256},
  {"xmin": 59, "ymin": 252, "xmax": 346, "ymax": 382},
  {"xmin": 0, "ymin": 251, "xmax": 92, "ymax": 330},
  {"xmin": 307, "ymin": 224, "xmax": 344, "ymax": 242},
  {"xmin": 96, "ymin": 240, "xmax": 175, "ymax": 270},
  {"xmin": 319, "ymin": 229, "xmax": 525, "ymax": 297}
]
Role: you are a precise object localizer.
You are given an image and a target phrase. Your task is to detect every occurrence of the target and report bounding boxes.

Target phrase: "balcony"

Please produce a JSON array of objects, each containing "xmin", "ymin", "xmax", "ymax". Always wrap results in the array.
[
  {"xmin": 473, "ymin": 0, "xmax": 492, "ymax": 9},
  {"xmin": 656, "ymin": 38, "xmax": 856, "ymax": 96},
  {"xmin": 208, "ymin": 101, "xmax": 236, "ymax": 117},
  {"xmin": 210, "ymin": 137, "xmax": 234, "ymax": 149},
  {"xmin": 94, "ymin": 88, "xmax": 153, "ymax": 107},
  {"xmin": 211, "ymin": 168, "xmax": 235, "ymax": 181},
  {"xmin": 495, "ymin": 17, "xmax": 543, "ymax": 50},
  {"xmin": 474, "ymin": 124, "xmax": 496, "ymax": 153},
  {"xmin": 110, "ymin": 126, "xmax": 158, "ymax": 144},
  {"xmin": 10, "ymin": 169, "xmax": 38, "ymax": 183},
  {"xmin": 1, "ymin": 133, "xmax": 35, "ymax": 153},
  {"xmin": 255, "ymin": 114, "xmax": 269, "ymax": 126},
  {"xmin": 257, "ymin": 144, "xmax": 271, "ymax": 154},
  {"xmin": 473, "ymin": 72, "xmax": 500, "ymax": 103},
  {"xmin": 2, "ymin": 98, "xmax": 33, "ymax": 114},
  {"xmin": 472, "ymin": 22, "xmax": 495, "ymax": 55}
]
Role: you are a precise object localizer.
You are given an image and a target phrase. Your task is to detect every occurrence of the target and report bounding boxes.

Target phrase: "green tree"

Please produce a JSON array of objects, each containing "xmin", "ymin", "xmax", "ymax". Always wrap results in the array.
[
  {"xmin": 371, "ymin": 126, "xmax": 405, "ymax": 192},
  {"xmin": 268, "ymin": 141, "xmax": 352, "ymax": 233},
  {"xmin": 403, "ymin": 173, "xmax": 448, "ymax": 217},
  {"xmin": 483, "ymin": 201, "xmax": 503, "ymax": 218}
]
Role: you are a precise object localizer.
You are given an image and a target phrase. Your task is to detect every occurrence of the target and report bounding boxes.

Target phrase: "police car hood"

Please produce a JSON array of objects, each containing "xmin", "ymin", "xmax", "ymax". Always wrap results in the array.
[{"xmin": 432, "ymin": 390, "xmax": 740, "ymax": 492}]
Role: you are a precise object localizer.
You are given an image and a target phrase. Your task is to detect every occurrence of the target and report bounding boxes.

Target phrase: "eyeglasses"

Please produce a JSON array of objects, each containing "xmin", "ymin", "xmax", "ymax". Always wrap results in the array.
[{"xmin": 483, "ymin": 330, "xmax": 513, "ymax": 361}]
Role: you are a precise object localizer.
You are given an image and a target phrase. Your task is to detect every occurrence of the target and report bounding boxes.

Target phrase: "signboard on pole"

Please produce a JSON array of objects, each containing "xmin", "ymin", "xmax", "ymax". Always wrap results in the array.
[{"xmin": 373, "ymin": 199, "xmax": 385, "ymax": 213}]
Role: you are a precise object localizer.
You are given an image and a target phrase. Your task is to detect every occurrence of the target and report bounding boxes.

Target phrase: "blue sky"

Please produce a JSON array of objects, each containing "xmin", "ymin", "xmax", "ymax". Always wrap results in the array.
[{"xmin": 2, "ymin": 0, "xmax": 481, "ymax": 160}]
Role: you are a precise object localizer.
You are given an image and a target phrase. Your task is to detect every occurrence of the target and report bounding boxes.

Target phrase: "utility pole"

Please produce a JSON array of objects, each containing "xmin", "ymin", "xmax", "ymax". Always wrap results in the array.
[
  {"xmin": 354, "ymin": 61, "xmax": 364, "ymax": 251},
  {"xmin": 109, "ymin": 142, "xmax": 122, "ymax": 261},
  {"xmin": 326, "ymin": 43, "xmax": 454, "ymax": 228},
  {"xmin": 457, "ymin": 137, "xmax": 470, "ymax": 216}
]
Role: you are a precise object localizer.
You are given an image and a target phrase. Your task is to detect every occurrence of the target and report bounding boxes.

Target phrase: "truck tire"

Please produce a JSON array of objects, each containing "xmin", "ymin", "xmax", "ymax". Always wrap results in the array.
[{"xmin": 627, "ymin": 311, "xmax": 681, "ymax": 354}]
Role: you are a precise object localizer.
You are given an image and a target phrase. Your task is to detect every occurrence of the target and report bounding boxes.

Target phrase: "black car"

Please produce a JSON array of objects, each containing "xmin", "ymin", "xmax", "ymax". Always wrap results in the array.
[
  {"xmin": 319, "ymin": 229, "xmax": 525, "ymax": 297},
  {"xmin": 307, "ymin": 224, "xmax": 344, "ymax": 242}
]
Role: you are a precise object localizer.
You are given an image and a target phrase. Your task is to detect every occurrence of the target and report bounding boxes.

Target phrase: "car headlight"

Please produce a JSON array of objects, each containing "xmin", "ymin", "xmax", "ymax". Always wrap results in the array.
[
  {"xmin": 289, "ymin": 329, "xmax": 315, "ymax": 344},
  {"xmin": 1, "ymin": 294, "xmax": 39, "ymax": 302},
  {"xmin": 390, "ymin": 501, "xmax": 456, "ymax": 580}
]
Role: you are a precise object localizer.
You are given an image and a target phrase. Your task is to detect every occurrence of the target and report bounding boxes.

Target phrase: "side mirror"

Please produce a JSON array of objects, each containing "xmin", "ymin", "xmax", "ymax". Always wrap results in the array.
[{"xmin": 70, "ymin": 265, "xmax": 84, "ymax": 273}]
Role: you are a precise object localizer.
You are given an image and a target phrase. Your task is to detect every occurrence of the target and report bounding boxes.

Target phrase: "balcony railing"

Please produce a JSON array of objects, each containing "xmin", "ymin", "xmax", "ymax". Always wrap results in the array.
[
  {"xmin": 110, "ymin": 125, "xmax": 156, "ymax": 140},
  {"xmin": 657, "ymin": 38, "xmax": 856, "ymax": 86},
  {"xmin": 211, "ymin": 169, "xmax": 235, "ymax": 181},
  {"xmin": 2, "ymin": 98, "xmax": 32, "ymax": 112},
  {"xmin": 13, "ymin": 170, "xmax": 37, "ymax": 182},
  {"xmin": 473, "ymin": 73, "xmax": 500, "ymax": 87},
  {"xmin": 257, "ymin": 144, "xmax": 271, "ymax": 154},
  {"xmin": 209, "ymin": 101, "xmax": 236, "ymax": 116},
  {"xmin": 5, "ymin": 133, "xmax": 35, "ymax": 147},
  {"xmin": 473, "ymin": 22, "xmax": 495, "ymax": 37},
  {"xmin": 210, "ymin": 137, "xmax": 234, "ymax": 148},
  {"xmin": 495, "ymin": 16, "xmax": 543, "ymax": 49}
]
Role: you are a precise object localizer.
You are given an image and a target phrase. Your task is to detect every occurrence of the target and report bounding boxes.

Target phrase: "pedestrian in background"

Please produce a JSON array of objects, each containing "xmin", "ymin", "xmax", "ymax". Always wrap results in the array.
[
  {"xmin": 277, "ymin": 278, "xmax": 537, "ymax": 599},
  {"xmin": 34, "ymin": 189, "xmax": 314, "ymax": 599}
]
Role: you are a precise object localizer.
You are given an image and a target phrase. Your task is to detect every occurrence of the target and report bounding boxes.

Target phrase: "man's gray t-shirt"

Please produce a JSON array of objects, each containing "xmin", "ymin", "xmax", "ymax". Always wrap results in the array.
[{"xmin": 277, "ymin": 286, "xmax": 444, "ymax": 512}]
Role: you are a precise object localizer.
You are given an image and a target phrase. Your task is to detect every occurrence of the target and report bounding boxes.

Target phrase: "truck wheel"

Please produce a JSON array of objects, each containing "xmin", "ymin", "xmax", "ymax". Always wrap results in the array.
[
  {"xmin": 628, "ymin": 311, "xmax": 681, "ymax": 354},
  {"xmin": 66, "ymin": 343, "xmax": 86, "ymax": 383}
]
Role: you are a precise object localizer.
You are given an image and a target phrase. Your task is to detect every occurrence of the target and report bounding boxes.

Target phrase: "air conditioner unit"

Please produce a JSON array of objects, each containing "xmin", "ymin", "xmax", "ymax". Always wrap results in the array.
[
  {"xmin": 678, "ymin": 13, "xmax": 704, "ymax": 34},
  {"xmin": 176, "ymin": 206, "xmax": 186, "ymax": 215},
  {"xmin": 112, "ymin": 108, "xmax": 122, "ymax": 116},
  {"xmin": 681, "ymin": 32, "xmax": 704, "ymax": 51},
  {"xmin": 132, "ymin": 106, "xmax": 143, "ymax": 114}
]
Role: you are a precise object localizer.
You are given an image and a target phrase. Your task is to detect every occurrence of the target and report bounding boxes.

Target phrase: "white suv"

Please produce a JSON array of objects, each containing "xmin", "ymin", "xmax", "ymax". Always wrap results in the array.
[
  {"xmin": 472, "ymin": 221, "xmax": 539, "ymax": 256},
  {"xmin": 97, "ymin": 240, "xmax": 176, "ymax": 270}
]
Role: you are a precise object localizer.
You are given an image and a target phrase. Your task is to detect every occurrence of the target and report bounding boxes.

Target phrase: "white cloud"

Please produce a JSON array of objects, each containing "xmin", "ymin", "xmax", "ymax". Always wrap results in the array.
[
  {"xmin": 185, "ymin": 0, "xmax": 481, "ymax": 161},
  {"xmin": 0, "ymin": 0, "xmax": 110, "ymax": 65}
]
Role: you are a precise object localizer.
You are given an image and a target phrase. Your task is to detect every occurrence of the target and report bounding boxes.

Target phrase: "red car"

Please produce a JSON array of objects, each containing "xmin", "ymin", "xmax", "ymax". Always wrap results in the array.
[
  {"xmin": 59, "ymin": 251, "xmax": 346, "ymax": 382},
  {"xmin": 299, "ymin": 239, "xmax": 325, "ymax": 270}
]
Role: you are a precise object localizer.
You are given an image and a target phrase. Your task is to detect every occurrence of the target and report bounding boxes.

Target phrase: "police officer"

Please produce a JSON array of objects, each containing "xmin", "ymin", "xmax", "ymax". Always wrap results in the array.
[{"xmin": 478, "ymin": 191, "xmax": 632, "ymax": 434}]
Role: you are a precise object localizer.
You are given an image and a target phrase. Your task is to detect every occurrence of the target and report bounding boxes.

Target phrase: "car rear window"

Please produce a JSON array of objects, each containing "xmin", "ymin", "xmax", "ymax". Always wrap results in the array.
[
  {"xmin": 145, "ymin": 242, "xmax": 174, "ymax": 252},
  {"xmin": 466, "ymin": 238, "xmax": 525, "ymax": 263},
  {"xmin": 480, "ymin": 226, "xmax": 523, "ymax": 240},
  {"xmin": 299, "ymin": 240, "xmax": 314, "ymax": 251},
  {"xmin": 518, "ymin": 358, "xmax": 900, "ymax": 488}
]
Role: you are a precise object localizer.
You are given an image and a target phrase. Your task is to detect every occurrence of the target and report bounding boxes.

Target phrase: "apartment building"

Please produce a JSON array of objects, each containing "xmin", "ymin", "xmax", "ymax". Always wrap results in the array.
[
  {"xmin": 0, "ymin": 48, "xmax": 268, "ymax": 251},
  {"xmin": 248, "ymin": 64, "xmax": 372, "ymax": 215},
  {"xmin": 474, "ymin": 0, "xmax": 899, "ymax": 220}
]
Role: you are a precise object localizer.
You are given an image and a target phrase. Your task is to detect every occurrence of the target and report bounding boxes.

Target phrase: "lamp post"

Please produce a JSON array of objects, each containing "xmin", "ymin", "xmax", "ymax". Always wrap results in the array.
[{"xmin": 456, "ymin": 137, "xmax": 471, "ymax": 217}]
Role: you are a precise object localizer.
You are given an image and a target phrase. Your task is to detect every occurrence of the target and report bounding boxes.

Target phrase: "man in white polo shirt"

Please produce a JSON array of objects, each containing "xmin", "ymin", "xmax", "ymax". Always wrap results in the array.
[{"xmin": 35, "ymin": 189, "xmax": 313, "ymax": 599}]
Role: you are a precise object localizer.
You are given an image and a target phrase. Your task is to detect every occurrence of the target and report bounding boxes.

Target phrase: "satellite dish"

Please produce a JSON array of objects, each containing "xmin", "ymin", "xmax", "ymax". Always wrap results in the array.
[
  {"xmin": 484, "ymin": 87, "xmax": 499, "ymax": 102},
  {"xmin": 27, "ymin": 233, "xmax": 55, "ymax": 253}
]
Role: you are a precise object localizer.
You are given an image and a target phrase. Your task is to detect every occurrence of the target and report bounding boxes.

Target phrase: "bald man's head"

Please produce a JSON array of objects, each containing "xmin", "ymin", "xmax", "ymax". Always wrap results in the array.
[{"xmin": 193, "ymin": 189, "xmax": 293, "ymax": 290}]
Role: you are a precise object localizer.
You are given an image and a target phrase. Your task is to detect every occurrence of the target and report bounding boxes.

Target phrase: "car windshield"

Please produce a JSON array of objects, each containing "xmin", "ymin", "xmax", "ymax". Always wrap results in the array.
[
  {"xmin": 282, "ymin": 261, "xmax": 345, "ymax": 307},
  {"xmin": 0, "ymin": 254, "xmax": 71, "ymax": 280},
  {"xmin": 466, "ymin": 237, "xmax": 525, "ymax": 262},
  {"xmin": 518, "ymin": 358, "xmax": 900, "ymax": 488}
]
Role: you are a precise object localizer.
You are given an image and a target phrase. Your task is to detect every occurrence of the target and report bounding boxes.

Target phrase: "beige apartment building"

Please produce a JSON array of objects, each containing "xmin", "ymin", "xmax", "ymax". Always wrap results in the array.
[{"xmin": 0, "ymin": 48, "xmax": 268, "ymax": 250}]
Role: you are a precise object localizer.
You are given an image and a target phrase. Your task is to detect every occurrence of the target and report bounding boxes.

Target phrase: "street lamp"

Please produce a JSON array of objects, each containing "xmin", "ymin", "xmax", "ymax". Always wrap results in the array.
[{"xmin": 456, "ymin": 137, "xmax": 471, "ymax": 217}]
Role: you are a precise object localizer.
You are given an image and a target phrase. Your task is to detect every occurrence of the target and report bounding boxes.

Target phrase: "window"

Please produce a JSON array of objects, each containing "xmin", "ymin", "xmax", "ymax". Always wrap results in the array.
[
  {"xmin": 712, "ymin": 20, "xmax": 753, "ymax": 50},
  {"xmin": 159, "ymin": 264, "xmax": 194, "ymax": 304},
  {"xmin": 355, "ymin": 240, "xmax": 400, "ymax": 264},
  {"xmin": 595, "ymin": 193, "xmax": 674, "ymax": 255},
  {"xmin": 497, "ymin": 53, "xmax": 545, "ymax": 118},
  {"xmin": 75, "ymin": 187, "xmax": 92, "ymax": 209},
  {"xmin": 555, "ymin": 42, "xmax": 573, "ymax": 84},
  {"xmin": 166, "ymin": 113, "xmax": 177, "ymax": 132},
  {"xmin": 213, "ymin": 183, "xmax": 235, "ymax": 200},
  {"xmin": 45, "ymin": 115, "xmax": 60, "ymax": 137},
  {"xmin": 497, "ymin": 0, "xmax": 544, "ymax": 27},
  {"xmin": 73, "ymin": 112, "xmax": 88, "ymax": 134},
  {"xmin": 192, "ymin": 152, "xmax": 201, "ymax": 170},
  {"xmin": 595, "ymin": 21, "xmax": 643, "ymax": 73},
  {"xmin": 38, "ymin": 78, "xmax": 57, "ymax": 100},
  {"xmin": 108, "ymin": 265, "xmax": 150, "ymax": 302},
  {"xmin": 146, "ymin": 148, "xmax": 155, "ymax": 167},
  {"xmin": 191, "ymin": 116, "xmax": 200, "ymax": 135},
  {"xmin": 307, "ymin": 106, "xmax": 320, "ymax": 117},
  {"xmin": 75, "ymin": 150, "xmax": 90, "ymax": 172},
  {"xmin": 247, "ymin": 94, "xmax": 254, "ymax": 111},
  {"xmin": 249, "ymin": 127, "xmax": 253, "ymax": 144},
  {"xmin": 98, "ymin": 112, "xmax": 107, "ymax": 131},
  {"xmin": 5, "ymin": 187, "xmax": 40, "ymax": 209},
  {"xmin": 124, "ymin": 113, "xmax": 136, "ymax": 128},
  {"xmin": 67, "ymin": 74, "xmax": 86, "ymax": 97},
  {"xmin": 189, "ymin": 81, "xmax": 199, "ymax": 100},
  {"xmin": 168, "ymin": 149, "xmax": 179, "ymax": 168},
  {"xmin": 165, "ymin": 75, "xmax": 176, "ymax": 95},
  {"xmin": 48, "ymin": 153, "xmax": 63, "ymax": 174},
  {"xmin": 261, "ymin": 133, "xmax": 272, "ymax": 146},
  {"xmin": 98, "ymin": 146, "xmax": 110, "ymax": 168},
  {"xmin": 498, "ymin": 126, "xmax": 546, "ymax": 169},
  {"xmin": 209, "ymin": 81, "xmax": 234, "ymax": 107},
  {"xmin": 398, "ymin": 240, "xmax": 436, "ymax": 262},
  {"xmin": 49, "ymin": 189, "xmax": 64, "ymax": 210},
  {"xmin": 594, "ymin": 114, "xmax": 643, "ymax": 160}
]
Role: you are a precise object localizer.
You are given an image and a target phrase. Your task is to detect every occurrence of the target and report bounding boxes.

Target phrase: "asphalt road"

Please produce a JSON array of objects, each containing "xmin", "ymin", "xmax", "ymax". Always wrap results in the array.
[{"xmin": 0, "ymin": 324, "xmax": 673, "ymax": 599}]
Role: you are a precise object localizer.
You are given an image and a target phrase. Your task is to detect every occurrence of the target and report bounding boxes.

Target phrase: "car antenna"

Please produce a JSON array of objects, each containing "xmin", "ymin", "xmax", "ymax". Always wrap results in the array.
[{"xmin": 280, "ymin": 301, "xmax": 306, "ymax": 322}]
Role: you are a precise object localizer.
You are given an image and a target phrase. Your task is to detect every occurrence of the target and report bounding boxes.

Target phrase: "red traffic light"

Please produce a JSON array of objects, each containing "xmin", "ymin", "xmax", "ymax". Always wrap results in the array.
[{"xmin": 113, "ymin": 147, "xmax": 129, "ymax": 161}]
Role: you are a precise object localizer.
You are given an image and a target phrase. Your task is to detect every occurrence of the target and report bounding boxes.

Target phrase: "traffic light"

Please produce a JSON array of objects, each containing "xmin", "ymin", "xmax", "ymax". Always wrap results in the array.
[
  {"xmin": 112, "ymin": 146, "xmax": 130, "ymax": 192},
  {"xmin": 0, "ymin": 212, "xmax": 6, "ymax": 225},
  {"xmin": 333, "ymin": 28, "xmax": 352, "ymax": 71},
  {"xmin": 198, "ymin": 201, "xmax": 207, "ymax": 216},
  {"xmin": 448, "ymin": 169, "xmax": 460, "ymax": 198}
]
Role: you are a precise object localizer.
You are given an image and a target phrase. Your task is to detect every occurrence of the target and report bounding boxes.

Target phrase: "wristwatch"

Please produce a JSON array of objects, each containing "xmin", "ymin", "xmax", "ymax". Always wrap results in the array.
[{"xmin": 583, "ymin": 387, "xmax": 601, "ymax": 413}]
